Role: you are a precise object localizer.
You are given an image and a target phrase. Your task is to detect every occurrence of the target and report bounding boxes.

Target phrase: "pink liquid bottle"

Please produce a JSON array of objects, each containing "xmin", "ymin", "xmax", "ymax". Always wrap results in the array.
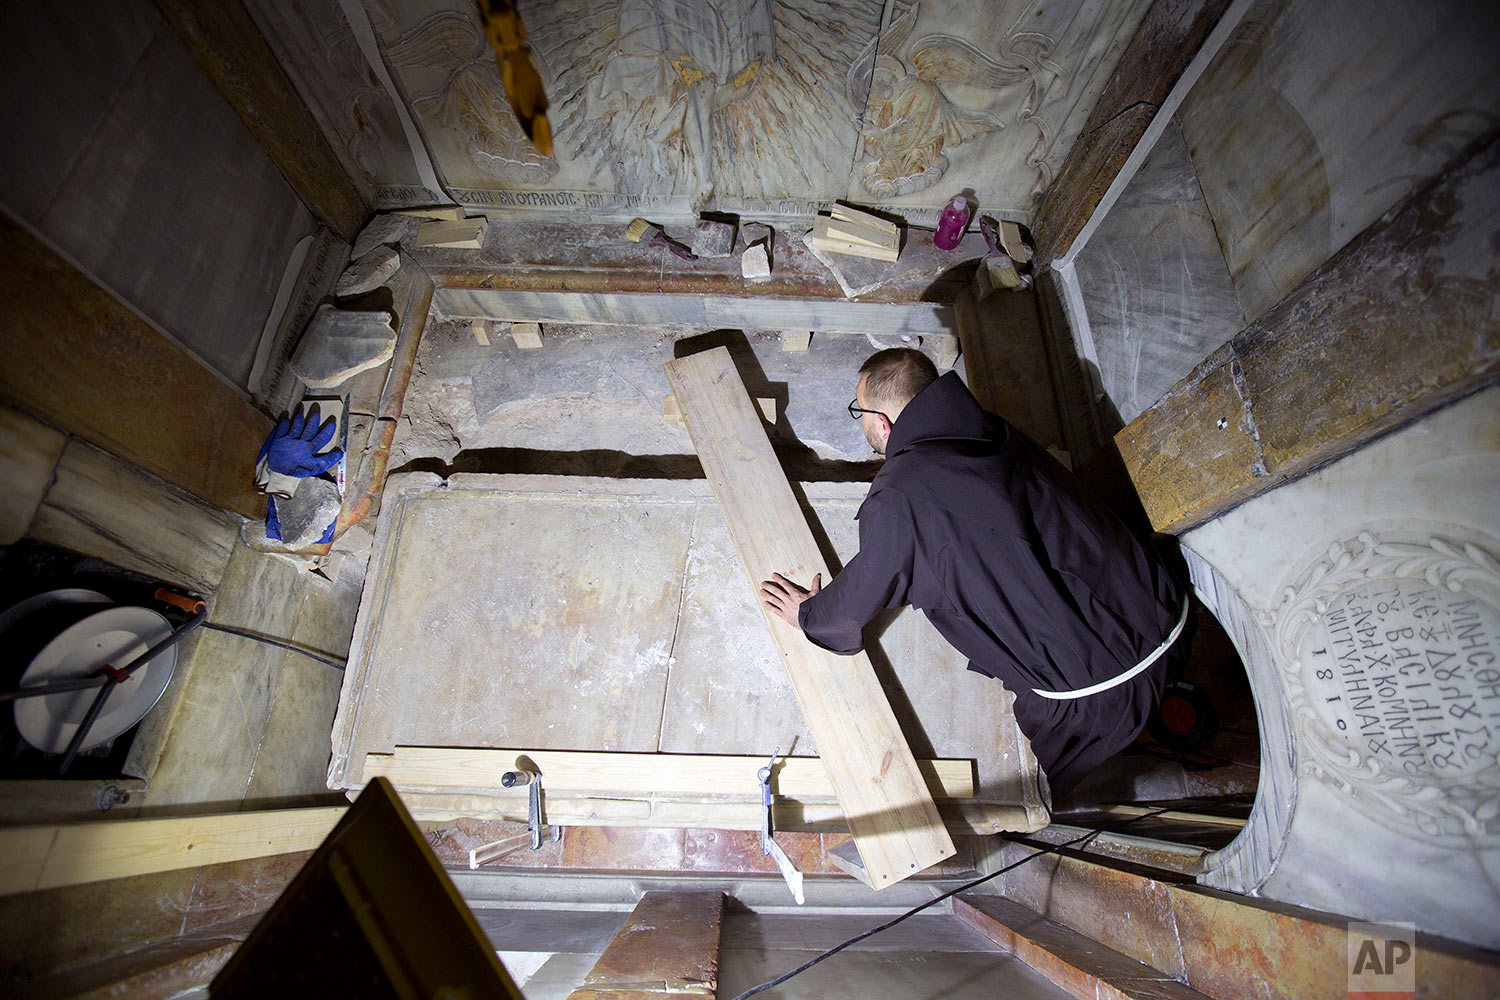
[{"xmin": 934, "ymin": 195, "xmax": 970, "ymax": 250}]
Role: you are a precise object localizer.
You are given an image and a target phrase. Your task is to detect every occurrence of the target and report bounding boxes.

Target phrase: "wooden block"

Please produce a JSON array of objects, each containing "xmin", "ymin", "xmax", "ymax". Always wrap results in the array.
[
  {"xmin": 831, "ymin": 203, "xmax": 899, "ymax": 238},
  {"xmin": 663, "ymin": 347, "xmax": 954, "ymax": 886},
  {"xmin": 470, "ymin": 319, "xmax": 490, "ymax": 346},
  {"xmin": 811, "ymin": 217, "xmax": 900, "ymax": 262},
  {"xmin": 510, "ymin": 321, "xmax": 543, "ymax": 349},
  {"xmin": 781, "ymin": 330, "xmax": 812, "ymax": 352},
  {"xmin": 0, "ymin": 806, "xmax": 347, "ymax": 895},
  {"xmin": 999, "ymin": 219, "xmax": 1031, "ymax": 264},
  {"xmin": 417, "ymin": 218, "xmax": 487, "ymax": 248},
  {"xmin": 667, "ymin": 395, "xmax": 776, "ymax": 423},
  {"xmin": 824, "ymin": 214, "xmax": 897, "ymax": 250},
  {"xmin": 363, "ymin": 748, "xmax": 973, "ymax": 799},
  {"xmin": 396, "ymin": 206, "xmax": 465, "ymax": 221}
]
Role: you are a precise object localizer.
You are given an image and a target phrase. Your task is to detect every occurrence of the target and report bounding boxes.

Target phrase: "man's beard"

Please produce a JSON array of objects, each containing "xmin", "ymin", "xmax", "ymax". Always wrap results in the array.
[{"xmin": 865, "ymin": 424, "xmax": 885, "ymax": 455}]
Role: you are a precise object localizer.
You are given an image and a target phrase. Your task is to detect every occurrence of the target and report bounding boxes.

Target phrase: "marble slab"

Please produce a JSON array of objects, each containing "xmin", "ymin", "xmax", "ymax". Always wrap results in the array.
[
  {"xmin": 434, "ymin": 288, "xmax": 958, "ymax": 337},
  {"xmin": 1073, "ymin": 118, "xmax": 1244, "ymax": 426},
  {"xmin": 1179, "ymin": 0, "xmax": 1500, "ymax": 322},
  {"xmin": 331, "ymin": 474, "xmax": 1041, "ymax": 806},
  {"xmin": 29, "ymin": 441, "xmax": 239, "ymax": 594},
  {"xmin": 0, "ymin": 404, "xmax": 66, "ymax": 544}
]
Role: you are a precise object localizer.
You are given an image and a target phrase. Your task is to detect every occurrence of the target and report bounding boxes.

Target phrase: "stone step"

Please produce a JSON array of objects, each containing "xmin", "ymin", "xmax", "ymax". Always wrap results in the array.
[
  {"xmin": 990, "ymin": 838, "xmax": 1500, "ymax": 999},
  {"xmin": 954, "ymin": 893, "xmax": 1209, "ymax": 1000}
]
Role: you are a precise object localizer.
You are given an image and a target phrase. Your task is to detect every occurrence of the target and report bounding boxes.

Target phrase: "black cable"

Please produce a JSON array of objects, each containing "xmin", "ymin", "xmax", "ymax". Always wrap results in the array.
[
  {"xmin": 728, "ymin": 806, "xmax": 1180, "ymax": 1000},
  {"xmin": 200, "ymin": 622, "xmax": 347, "ymax": 670}
]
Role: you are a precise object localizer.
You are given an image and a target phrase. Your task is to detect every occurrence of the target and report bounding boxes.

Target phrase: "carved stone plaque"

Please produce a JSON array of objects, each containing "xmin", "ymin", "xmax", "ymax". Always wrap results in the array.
[{"xmin": 1273, "ymin": 528, "xmax": 1500, "ymax": 843}]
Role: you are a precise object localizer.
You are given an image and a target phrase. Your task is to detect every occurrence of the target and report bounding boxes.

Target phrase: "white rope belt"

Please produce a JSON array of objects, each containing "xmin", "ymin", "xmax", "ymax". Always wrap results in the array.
[{"xmin": 1032, "ymin": 597, "xmax": 1191, "ymax": 701}]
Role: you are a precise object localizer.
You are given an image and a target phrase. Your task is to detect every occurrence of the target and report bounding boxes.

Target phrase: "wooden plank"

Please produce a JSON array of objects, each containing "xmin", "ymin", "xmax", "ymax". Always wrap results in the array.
[
  {"xmin": 0, "ymin": 806, "xmax": 346, "ymax": 896},
  {"xmin": 667, "ymin": 395, "xmax": 776, "ymax": 423},
  {"xmin": 831, "ymin": 203, "xmax": 899, "ymax": 237},
  {"xmin": 810, "ymin": 217, "xmax": 900, "ymax": 262},
  {"xmin": 509, "ymin": 320, "xmax": 543, "ymax": 349},
  {"xmin": 392, "ymin": 790, "xmax": 1048, "ymax": 837},
  {"xmin": 664, "ymin": 346, "xmax": 954, "ymax": 886},
  {"xmin": 824, "ymin": 214, "xmax": 897, "ymax": 249},
  {"xmin": 395, "ymin": 206, "xmax": 465, "ymax": 221},
  {"xmin": 418, "ymin": 218, "xmax": 487, "ymax": 248},
  {"xmin": 361, "ymin": 748, "xmax": 975, "ymax": 799}
]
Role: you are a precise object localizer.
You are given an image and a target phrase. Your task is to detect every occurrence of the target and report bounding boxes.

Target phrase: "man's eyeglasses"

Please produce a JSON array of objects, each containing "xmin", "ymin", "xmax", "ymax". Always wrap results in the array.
[{"xmin": 848, "ymin": 399, "xmax": 890, "ymax": 421}]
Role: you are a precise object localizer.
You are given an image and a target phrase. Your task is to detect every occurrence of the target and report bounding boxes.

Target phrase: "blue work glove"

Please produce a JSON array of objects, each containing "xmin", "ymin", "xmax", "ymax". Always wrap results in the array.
[{"xmin": 260, "ymin": 408, "xmax": 343, "ymax": 478}]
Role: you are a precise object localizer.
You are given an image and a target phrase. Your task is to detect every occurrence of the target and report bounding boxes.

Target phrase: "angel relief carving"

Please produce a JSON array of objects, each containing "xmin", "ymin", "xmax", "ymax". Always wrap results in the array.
[
  {"xmin": 384, "ymin": 7, "xmax": 559, "ymax": 184},
  {"xmin": 850, "ymin": 2, "xmax": 1062, "ymax": 199}
]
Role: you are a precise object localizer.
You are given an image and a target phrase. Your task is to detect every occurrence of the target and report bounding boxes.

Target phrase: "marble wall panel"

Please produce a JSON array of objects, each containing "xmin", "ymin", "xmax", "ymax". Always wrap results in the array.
[
  {"xmin": 1182, "ymin": 385, "xmax": 1500, "ymax": 949},
  {"xmin": 0, "ymin": 1, "xmax": 160, "ymax": 218},
  {"xmin": 0, "ymin": 405, "xmax": 66, "ymax": 545},
  {"xmin": 1, "ymin": 1, "xmax": 317, "ymax": 389},
  {"xmin": 29, "ymin": 441, "xmax": 239, "ymax": 594},
  {"xmin": 36, "ymin": 19, "xmax": 315, "ymax": 387},
  {"xmin": 1179, "ymin": 0, "xmax": 1500, "ymax": 322},
  {"xmin": 1074, "ymin": 118, "xmax": 1244, "ymax": 426}
]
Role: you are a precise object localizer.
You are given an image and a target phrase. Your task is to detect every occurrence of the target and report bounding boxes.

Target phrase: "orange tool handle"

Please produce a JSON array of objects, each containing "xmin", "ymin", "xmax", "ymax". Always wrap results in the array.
[{"xmin": 154, "ymin": 588, "xmax": 205, "ymax": 614}]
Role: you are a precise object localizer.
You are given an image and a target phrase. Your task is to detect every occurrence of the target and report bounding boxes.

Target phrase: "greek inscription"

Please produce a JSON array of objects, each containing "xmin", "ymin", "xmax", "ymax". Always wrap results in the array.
[{"xmin": 1309, "ymin": 580, "xmax": 1500, "ymax": 777}]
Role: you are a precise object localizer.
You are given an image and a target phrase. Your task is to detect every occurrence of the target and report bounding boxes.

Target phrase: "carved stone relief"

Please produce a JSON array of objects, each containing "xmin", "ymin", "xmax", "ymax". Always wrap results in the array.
[{"xmin": 249, "ymin": 0, "xmax": 1153, "ymax": 219}]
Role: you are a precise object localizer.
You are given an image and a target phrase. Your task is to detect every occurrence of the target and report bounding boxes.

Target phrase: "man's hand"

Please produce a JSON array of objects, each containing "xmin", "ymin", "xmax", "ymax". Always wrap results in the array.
[{"xmin": 759, "ymin": 572, "xmax": 822, "ymax": 630}]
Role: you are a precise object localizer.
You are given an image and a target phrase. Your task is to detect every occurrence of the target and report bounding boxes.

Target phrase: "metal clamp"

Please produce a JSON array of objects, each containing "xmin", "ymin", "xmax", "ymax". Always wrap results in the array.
[{"xmin": 758, "ymin": 747, "xmax": 805, "ymax": 905}]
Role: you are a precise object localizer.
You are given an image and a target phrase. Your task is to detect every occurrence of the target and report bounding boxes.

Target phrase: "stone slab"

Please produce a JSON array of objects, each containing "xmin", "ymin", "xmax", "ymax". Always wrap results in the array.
[
  {"xmin": 1179, "ymin": 0, "xmax": 1500, "ymax": 323},
  {"xmin": 572, "ymin": 890, "xmax": 723, "ymax": 995},
  {"xmin": 334, "ymin": 243, "xmax": 400, "ymax": 298},
  {"xmin": 290, "ymin": 304, "xmax": 397, "ymax": 388},
  {"xmin": 0, "ymin": 404, "xmax": 65, "ymax": 544},
  {"xmin": 351, "ymin": 213, "xmax": 413, "ymax": 262},
  {"xmin": 155, "ymin": 0, "xmax": 365, "ymax": 238},
  {"xmin": 690, "ymin": 220, "xmax": 737, "ymax": 258}
]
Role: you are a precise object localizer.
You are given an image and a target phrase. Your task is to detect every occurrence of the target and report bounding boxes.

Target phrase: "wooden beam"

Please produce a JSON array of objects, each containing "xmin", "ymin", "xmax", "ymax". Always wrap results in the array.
[
  {"xmin": 360, "ymin": 748, "xmax": 975, "ymax": 799},
  {"xmin": 1117, "ymin": 127, "xmax": 1500, "ymax": 533},
  {"xmin": 664, "ymin": 346, "xmax": 955, "ymax": 886},
  {"xmin": 0, "ymin": 806, "xmax": 346, "ymax": 896},
  {"xmin": 1032, "ymin": 0, "xmax": 1234, "ymax": 265},
  {"xmin": 0, "ymin": 214, "xmax": 270, "ymax": 517},
  {"xmin": 153, "ymin": 0, "xmax": 367, "ymax": 239},
  {"xmin": 394, "ymin": 790, "xmax": 1049, "ymax": 838}
]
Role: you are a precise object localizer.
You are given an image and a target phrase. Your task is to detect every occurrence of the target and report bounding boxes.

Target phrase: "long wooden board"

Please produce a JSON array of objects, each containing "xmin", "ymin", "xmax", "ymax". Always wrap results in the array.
[
  {"xmin": 0, "ymin": 806, "xmax": 346, "ymax": 896},
  {"xmin": 361, "ymin": 748, "xmax": 975, "ymax": 799},
  {"xmin": 664, "ymin": 347, "xmax": 954, "ymax": 886}
]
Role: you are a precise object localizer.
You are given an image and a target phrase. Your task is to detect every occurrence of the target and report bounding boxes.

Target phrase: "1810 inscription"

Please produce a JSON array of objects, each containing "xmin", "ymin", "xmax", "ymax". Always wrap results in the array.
[{"xmin": 1301, "ymin": 580, "xmax": 1499, "ymax": 778}]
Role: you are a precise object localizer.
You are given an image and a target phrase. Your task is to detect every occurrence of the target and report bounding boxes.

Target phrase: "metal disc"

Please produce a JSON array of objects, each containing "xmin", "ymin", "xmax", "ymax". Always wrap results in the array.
[{"xmin": 13, "ymin": 607, "xmax": 177, "ymax": 754}]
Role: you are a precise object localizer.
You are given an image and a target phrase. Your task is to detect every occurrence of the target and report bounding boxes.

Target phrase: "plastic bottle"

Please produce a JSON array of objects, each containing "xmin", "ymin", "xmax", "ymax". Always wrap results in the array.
[{"xmin": 934, "ymin": 195, "xmax": 971, "ymax": 250}]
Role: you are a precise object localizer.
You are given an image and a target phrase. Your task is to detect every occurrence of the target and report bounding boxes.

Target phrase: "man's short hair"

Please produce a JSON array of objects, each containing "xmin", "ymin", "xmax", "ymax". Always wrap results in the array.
[{"xmin": 859, "ymin": 348, "xmax": 939, "ymax": 414}]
